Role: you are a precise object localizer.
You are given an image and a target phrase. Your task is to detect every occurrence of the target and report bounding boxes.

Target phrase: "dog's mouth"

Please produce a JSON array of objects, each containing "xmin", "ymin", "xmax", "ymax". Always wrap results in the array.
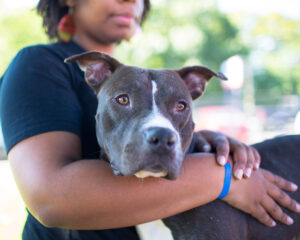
[
  {"xmin": 134, "ymin": 170, "xmax": 168, "ymax": 178},
  {"xmin": 111, "ymin": 165, "xmax": 169, "ymax": 179},
  {"xmin": 111, "ymin": 160, "xmax": 178, "ymax": 179},
  {"xmin": 111, "ymin": 164, "xmax": 169, "ymax": 178},
  {"xmin": 110, "ymin": 159, "xmax": 170, "ymax": 178},
  {"xmin": 134, "ymin": 162, "xmax": 174, "ymax": 179},
  {"xmin": 108, "ymin": 133, "xmax": 183, "ymax": 180}
]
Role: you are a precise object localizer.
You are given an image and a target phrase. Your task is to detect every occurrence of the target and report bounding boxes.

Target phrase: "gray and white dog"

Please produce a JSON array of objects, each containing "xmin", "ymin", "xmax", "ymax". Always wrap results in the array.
[{"xmin": 66, "ymin": 51, "xmax": 300, "ymax": 240}]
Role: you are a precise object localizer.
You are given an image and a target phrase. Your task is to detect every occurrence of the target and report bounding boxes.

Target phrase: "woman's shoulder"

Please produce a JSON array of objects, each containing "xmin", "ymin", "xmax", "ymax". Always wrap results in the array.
[
  {"xmin": 1, "ymin": 42, "xmax": 85, "ymax": 92},
  {"xmin": 2, "ymin": 45, "xmax": 56, "ymax": 82},
  {"xmin": 16, "ymin": 41, "xmax": 84, "ymax": 63},
  {"xmin": 2, "ymin": 41, "xmax": 84, "ymax": 81}
]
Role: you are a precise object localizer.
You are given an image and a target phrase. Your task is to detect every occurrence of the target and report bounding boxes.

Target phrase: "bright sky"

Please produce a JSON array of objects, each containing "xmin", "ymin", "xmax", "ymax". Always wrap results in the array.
[
  {"xmin": 2, "ymin": 0, "xmax": 38, "ymax": 10},
  {"xmin": 1, "ymin": 0, "xmax": 300, "ymax": 19},
  {"xmin": 217, "ymin": 0, "xmax": 300, "ymax": 19}
]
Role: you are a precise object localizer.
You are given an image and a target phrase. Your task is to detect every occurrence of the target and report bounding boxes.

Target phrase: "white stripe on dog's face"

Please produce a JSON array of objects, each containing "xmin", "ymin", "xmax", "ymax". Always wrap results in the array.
[{"xmin": 142, "ymin": 81, "xmax": 177, "ymax": 132}]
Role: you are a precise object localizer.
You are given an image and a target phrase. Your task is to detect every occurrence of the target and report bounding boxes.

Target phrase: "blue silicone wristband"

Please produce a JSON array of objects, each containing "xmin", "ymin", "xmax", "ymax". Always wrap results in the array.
[{"xmin": 218, "ymin": 162, "xmax": 232, "ymax": 199}]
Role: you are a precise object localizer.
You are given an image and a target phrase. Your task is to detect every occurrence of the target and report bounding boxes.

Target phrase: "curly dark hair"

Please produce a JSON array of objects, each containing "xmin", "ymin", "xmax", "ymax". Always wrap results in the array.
[{"xmin": 37, "ymin": 0, "xmax": 151, "ymax": 40}]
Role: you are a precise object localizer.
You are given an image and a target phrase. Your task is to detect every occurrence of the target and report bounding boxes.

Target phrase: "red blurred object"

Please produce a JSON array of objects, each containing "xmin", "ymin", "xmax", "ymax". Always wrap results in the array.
[
  {"xmin": 194, "ymin": 106, "xmax": 249, "ymax": 142},
  {"xmin": 57, "ymin": 14, "xmax": 75, "ymax": 42}
]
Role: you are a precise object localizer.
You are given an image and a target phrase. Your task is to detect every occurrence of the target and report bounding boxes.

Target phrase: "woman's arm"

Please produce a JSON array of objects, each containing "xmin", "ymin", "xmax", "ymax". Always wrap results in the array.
[
  {"xmin": 8, "ymin": 131, "xmax": 299, "ymax": 230},
  {"xmin": 8, "ymin": 131, "xmax": 225, "ymax": 230}
]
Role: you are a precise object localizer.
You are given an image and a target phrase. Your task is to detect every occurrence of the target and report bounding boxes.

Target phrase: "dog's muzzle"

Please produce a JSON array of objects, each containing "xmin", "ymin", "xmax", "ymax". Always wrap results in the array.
[
  {"xmin": 134, "ymin": 127, "xmax": 181, "ymax": 179},
  {"xmin": 144, "ymin": 127, "xmax": 177, "ymax": 154}
]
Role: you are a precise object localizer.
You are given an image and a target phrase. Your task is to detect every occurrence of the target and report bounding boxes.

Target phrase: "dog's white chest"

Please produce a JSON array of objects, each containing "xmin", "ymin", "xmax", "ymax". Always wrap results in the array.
[{"xmin": 136, "ymin": 220, "xmax": 174, "ymax": 240}]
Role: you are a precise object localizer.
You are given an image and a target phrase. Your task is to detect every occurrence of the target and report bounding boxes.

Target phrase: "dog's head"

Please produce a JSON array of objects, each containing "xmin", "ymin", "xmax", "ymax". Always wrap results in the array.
[{"xmin": 65, "ymin": 51, "xmax": 227, "ymax": 180}]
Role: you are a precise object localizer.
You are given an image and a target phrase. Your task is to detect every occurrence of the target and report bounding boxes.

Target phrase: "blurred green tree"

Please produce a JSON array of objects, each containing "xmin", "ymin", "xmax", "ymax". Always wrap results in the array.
[
  {"xmin": 0, "ymin": 8, "xmax": 48, "ymax": 75},
  {"xmin": 229, "ymin": 13, "xmax": 300, "ymax": 104},
  {"xmin": 1, "ymin": 0, "xmax": 299, "ymax": 105},
  {"xmin": 116, "ymin": 0, "xmax": 249, "ymax": 98},
  {"xmin": 251, "ymin": 14, "xmax": 300, "ymax": 101}
]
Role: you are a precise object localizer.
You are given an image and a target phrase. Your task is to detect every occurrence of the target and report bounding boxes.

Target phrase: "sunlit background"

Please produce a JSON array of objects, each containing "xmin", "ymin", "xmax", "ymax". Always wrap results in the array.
[{"xmin": 0, "ymin": 0, "xmax": 300, "ymax": 239}]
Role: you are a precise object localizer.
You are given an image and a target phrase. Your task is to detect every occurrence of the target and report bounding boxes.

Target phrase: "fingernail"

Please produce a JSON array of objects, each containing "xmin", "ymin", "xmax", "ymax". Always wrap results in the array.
[
  {"xmin": 218, "ymin": 156, "xmax": 226, "ymax": 165},
  {"xmin": 255, "ymin": 163, "xmax": 260, "ymax": 169},
  {"xmin": 271, "ymin": 221, "xmax": 276, "ymax": 227},
  {"xmin": 203, "ymin": 144, "xmax": 211, "ymax": 152},
  {"xmin": 291, "ymin": 183, "xmax": 298, "ymax": 190},
  {"xmin": 287, "ymin": 216, "xmax": 294, "ymax": 225},
  {"xmin": 245, "ymin": 168, "xmax": 252, "ymax": 178},
  {"xmin": 235, "ymin": 169, "xmax": 243, "ymax": 180}
]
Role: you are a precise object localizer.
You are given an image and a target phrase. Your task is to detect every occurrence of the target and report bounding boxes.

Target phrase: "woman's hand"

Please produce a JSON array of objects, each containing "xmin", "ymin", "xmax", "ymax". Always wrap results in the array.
[
  {"xmin": 190, "ymin": 130, "xmax": 260, "ymax": 179},
  {"xmin": 223, "ymin": 168, "xmax": 300, "ymax": 227}
]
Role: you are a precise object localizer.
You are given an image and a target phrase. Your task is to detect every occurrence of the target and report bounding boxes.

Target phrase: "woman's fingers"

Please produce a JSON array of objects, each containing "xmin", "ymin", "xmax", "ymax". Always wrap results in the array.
[
  {"xmin": 256, "ymin": 170, "xmax": 300, "ymax": 226},
  {"xmin": 261, "ymin": 193, "xmax": 294, "ymax": 226},
  {"xmin": 231, "ymin": 143, "xmax": 247, "ymax": 179},
  {"xmin": 243, "ymin": 147, "xmax": 255, "ymax": 178},
  {"xmin": 192, "ymin": 133, "xmax": 212, "ymax": 152},
  {"xmin": 228, "ymin": 137, "xmax": 257, "ymax": 179},
  {"xmin": 242, "ymin": 183, "xmax": 296, "ymax": 227},
  {"xmin": 266, "ymin": 182, "xmax": 300, "ymax": 213},
  {"xmin": 224, "ymin": 168, "xmax": 300, "ymax": 227},
  {"xmin": 252, "ymin": 148, "xmax": 261, "ymax": 170},
  {"xmin": 214, "ymin": 135, "xmax": 230, "ymax": 166},
  {"xmin": 251, "ymin": 203, "xmax": 276, "ymax": 227},
  {"xmin": 263, "ymin": 170, "xmax": 298, "ymax": 192},
  {"xmin": 191, "ymin": 130, "xmax": 261, "ymax": 179},
  {"xmin": 192, "ymin": 130, "xmax": 229, "ymax": 164}
]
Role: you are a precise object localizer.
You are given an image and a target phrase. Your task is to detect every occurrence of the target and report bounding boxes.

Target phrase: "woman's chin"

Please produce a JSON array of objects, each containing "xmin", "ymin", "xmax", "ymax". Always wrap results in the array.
[
  {"xmin": 112, "ymin": 23, "xmax": 140, "ymax": 41},
  {"xmin": 78, "ymin": 26, "xmax": 138, "ymax": 46}
]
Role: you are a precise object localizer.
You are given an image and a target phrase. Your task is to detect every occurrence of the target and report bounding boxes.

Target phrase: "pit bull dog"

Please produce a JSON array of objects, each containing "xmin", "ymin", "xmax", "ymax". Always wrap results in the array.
[
  {"xmin": 65, "ymin": 51, "xmax": 300, "ymax": 240},
  {"xmin": 163, "ymin": 135, "xmax": 300, "ymax": 240}
]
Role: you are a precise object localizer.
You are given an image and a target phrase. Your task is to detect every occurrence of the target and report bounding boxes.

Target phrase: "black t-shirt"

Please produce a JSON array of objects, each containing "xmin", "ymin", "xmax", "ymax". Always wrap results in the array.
[{"xmin": 0, "ymin": 41, "xmax": 140, "ymax": 240}]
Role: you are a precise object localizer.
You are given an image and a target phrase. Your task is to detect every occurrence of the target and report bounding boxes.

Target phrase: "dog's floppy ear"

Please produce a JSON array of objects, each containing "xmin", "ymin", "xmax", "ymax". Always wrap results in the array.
[
  {"xmin": 177, "ymin": 66, "xmax": 227, "ymax": 100},
  {"xmin": 65, "ymin": 51, "xmax": 122, "ymax": 93}
]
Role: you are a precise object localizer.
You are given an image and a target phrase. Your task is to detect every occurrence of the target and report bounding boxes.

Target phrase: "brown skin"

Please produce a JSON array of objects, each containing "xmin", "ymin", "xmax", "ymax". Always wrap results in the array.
[
  {"xmin": 192, "ymin": 130, "xmax": 261, "ymax": 179},
  {"xmin": 68, "ymin": 0, "xmax": 144, "ymax": 54},
  {"xmin": 8, "ymin": 132, "xmax": 299, "ymax": 229},
  {"xmin": 226, "ymin": 168, "xmax": 299, "ymax": 227},
  {"xmin": 7, "ymin": 0, "xmax": 300, "ymax": 230},
  {"xmin": 9, "ymin": 132, "xmax": 225, "ymax": 229}
]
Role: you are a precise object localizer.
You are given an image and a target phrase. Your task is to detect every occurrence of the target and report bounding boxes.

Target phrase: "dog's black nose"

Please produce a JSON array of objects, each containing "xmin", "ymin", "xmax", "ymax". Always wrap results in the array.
[{"xmin": 144, "ymin": 127, "xmax": 177, "ymax": 153}]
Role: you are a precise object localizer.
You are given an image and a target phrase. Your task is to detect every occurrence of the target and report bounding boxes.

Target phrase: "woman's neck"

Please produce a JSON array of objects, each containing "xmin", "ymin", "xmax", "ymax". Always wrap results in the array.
[{"xmin": 73, "ymin": 34, "xmax": 117, "ymax": 56}]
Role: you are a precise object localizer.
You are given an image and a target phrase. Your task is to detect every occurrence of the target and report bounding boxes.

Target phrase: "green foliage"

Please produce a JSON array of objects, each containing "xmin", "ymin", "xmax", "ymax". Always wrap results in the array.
[
  {"xmin": 116, "ymin": 0, "xmax": 248, "ymax": 95},
  {"xmin": 252, "ymin": 14, "xmax": 300, "ymax": 99},
  {"xmin": 0, "ymin": 8, "xmax": 49, "ymax": 75},
  {"xmin": 228, "ymin": 13, "xmax": 300, "ymax": 103},
  {"xmin": 1, "ymin": 1, "xmax": 299, "ymax": 104}
]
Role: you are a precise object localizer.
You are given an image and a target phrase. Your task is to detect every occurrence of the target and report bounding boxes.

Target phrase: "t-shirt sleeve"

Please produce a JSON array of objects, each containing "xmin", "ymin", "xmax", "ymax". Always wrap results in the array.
[{"xmin": 0, "ymin": 46, "xmax": 83, "ymax": 153}]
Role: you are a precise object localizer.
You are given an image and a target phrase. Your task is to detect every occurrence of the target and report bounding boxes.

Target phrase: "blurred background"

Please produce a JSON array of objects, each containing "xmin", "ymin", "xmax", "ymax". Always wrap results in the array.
[{"xmin": 0, "ymin": 0, "xmax": 299, "ymax": 239}]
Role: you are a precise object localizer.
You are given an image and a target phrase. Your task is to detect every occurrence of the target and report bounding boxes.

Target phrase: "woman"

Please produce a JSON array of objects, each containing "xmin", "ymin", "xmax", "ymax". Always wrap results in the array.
[{"xmin": 0, "ymin": 0, "xmax": 299, "ymax": 239}]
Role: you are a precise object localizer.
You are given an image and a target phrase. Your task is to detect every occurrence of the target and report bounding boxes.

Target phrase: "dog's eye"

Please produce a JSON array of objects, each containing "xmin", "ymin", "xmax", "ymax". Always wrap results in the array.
[
  {"xmin": 116, "ymin": 95, "xmax": 130, "ymax": 105},
  {"xmin": 176, "ymin": 102, "xmax": 186, "ymax": 111}
]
